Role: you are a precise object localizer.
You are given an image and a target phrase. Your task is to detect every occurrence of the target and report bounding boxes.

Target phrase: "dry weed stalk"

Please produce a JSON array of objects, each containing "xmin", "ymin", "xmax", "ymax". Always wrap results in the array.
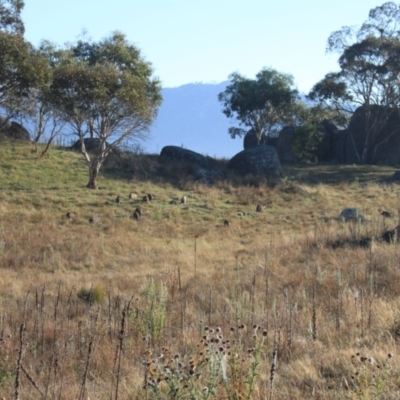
[
  {"xmin": 14, "ymin": 323, "xmax": 25, "ymax": 400},
  {"xmin": 113, "ymin": 296, "xmax": 133, "ymax": 400},
  {"xmin": 312, "ymin": 282, "xmax": 317, "ymax": 341},
  {"xmin": 269, "ymin": 342, "xmax": 278, "ymax": 400},
  {"xmin": 20, "ymin": 364, "xmax": 45, "ymax": 400}
]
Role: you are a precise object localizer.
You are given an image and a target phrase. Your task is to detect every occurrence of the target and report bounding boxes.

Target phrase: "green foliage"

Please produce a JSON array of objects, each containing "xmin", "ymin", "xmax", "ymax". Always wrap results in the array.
[
  {"xmin": 0, "ymin": 31, "xmax": 49, "ymax": 118},
  {"xmin": 132, "ymin": 277, "xmax": 167, "ymax": 345},
  {"xmin": 292, "ymin": 123, "xmax": 323, "ymax": 163},
  {"xmin": 47, "ymin": 32, "xmax": 163, "ymax": 188},
  {"xmin": 218, "ymin": 68, "xmax": 299, "ymax": 144},
  {"xmin": 0, "ymin": 0, "xmax": 25, "ymax": 35},
  {"xmin": 77, "ymin": 285, "xmax": 105, "ymax": 304},
  {"xmin": 309, "ymin": 2, "xmax": 400, "ymax": 163}
]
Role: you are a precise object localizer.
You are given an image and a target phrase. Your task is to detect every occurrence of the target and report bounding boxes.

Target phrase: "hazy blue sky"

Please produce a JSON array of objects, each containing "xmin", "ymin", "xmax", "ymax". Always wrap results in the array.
[{"xmin": 22, "ymin": 0, "xmax": 384, "ymax": 92}]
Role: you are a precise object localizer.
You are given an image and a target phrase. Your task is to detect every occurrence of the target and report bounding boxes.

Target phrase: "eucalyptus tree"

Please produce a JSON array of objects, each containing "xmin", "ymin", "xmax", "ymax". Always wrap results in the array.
[
  {"xmin": 0, "ymin": 0, "xmax": 24, "ymax": 34},
  {"xmin": 49, "ymin": 32, "xmax": 162, "ymax": 188},
  {"xmin": 309, "ymin": 2, "xmax": 400, "ymax": 163},
  {"xmin": 0, "ymin": 0, "xmax": 51, "ymax": 129},
  {"xmin": 218, "ymin": 68, "xmax": 299, "ymax": 144},
  {"xmin": 20, "ymin": 41, "xmax": 67, "ymax": 155},
  {"xmin": 0, "ymin": 32, "xmax": 49, "ymax": 123}
]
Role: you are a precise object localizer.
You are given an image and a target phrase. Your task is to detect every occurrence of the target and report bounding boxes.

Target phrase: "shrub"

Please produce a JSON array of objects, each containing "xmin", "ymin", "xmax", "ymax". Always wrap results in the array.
[
  {"xmin": 292, "ymin": 123, "xmax": 323, "ymax": 163},
  {"xmin": 132, "ymin": 277, "xmax": 167, "ymax": 345},
  {"xmin": 77, "ymin": 285, "xmax": 105, "ymax": 304}
]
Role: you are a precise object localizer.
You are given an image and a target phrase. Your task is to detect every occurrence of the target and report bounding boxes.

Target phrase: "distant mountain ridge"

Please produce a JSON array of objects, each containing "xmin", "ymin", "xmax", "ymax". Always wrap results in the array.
[{"xmin": 143, "ymin": 81, "xmax": 244, "ymax": 158}]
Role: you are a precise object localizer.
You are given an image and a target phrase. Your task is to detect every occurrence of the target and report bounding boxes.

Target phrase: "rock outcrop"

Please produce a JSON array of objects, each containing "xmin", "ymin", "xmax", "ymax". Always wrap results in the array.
[
  {"xmin": 160, "ymin": 145, "xmax": 211, "ymax": 168},
  {"xmin": 346, "ymin": 105, "xmax": 400, "ymax": 164},
  {"xmin": 228, "ymin": 145, "xmax": 280, "ymax": 177},
  {"xmin": 0, "ymin": 117, "xmax": 30, "ymax": 141}
]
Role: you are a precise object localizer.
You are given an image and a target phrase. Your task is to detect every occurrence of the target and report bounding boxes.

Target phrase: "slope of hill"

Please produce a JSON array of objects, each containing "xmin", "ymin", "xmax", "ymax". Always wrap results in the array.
[
  {"xmin": 144, "ymin": 81, "xmax": 244, "ymax": 158},
  {"xmin": 1, "ymin": 141, "xmax": 400, "ymax": 398}
]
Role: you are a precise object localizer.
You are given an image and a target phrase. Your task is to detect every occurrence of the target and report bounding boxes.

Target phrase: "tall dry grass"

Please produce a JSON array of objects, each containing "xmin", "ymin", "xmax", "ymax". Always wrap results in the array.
[{"xmin": 1, "ymin": 142, "xmax": 400, "ymax": 398}]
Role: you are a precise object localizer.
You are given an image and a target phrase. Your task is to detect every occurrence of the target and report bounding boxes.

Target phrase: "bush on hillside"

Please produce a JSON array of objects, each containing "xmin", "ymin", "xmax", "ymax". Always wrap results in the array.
[{"xmin": 292, "ymin": 123, "xmax": 323, "ymax": 163}]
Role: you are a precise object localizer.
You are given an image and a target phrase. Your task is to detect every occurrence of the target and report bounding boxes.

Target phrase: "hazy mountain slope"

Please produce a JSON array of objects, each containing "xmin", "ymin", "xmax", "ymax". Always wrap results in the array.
[{"xmin": 143, "ymin": 81, "xmax": 243, "ymax": 158}]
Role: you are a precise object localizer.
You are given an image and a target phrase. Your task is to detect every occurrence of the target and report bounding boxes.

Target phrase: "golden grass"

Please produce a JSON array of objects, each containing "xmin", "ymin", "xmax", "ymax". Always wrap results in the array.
[{"xmin": 1, "ymin": 141, "xmax": 400, "ymax": 398}]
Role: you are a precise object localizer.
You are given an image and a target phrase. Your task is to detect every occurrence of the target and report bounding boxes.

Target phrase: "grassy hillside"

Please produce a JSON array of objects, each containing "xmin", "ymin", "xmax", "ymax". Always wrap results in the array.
[{"xmin": 1, "ymin": 140, "xmax": 400, "ymax": 399}]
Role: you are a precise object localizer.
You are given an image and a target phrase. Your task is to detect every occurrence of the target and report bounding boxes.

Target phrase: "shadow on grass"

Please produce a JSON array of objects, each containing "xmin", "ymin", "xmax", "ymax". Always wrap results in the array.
[
  {"xmin": 281, "ymin": 163, "xmax": 399, "ymax": 185},
  {"xmin": 79, "ymin": 147, "xmax": 400, "ymax": 188}
]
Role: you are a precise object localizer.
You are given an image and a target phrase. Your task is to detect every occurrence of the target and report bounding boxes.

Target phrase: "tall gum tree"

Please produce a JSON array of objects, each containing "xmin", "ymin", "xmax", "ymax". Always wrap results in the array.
[
  {"xmin": 218, "ymin": 68, "xmax": 299, "ymax": 144},
  {"xmin": 0, "ymin": 0, "xmax": 24, "ymax": 35},
  {"xmin": 309, "ymin": 2, "xmax": 400, "ymax": 163},
  {"xmin": 49, "ymin": 32, "xmax": 162, "ymax": 188},
  {"xmin": 0, "ymin": 0, "xmax": 49, "ymax": 124}
]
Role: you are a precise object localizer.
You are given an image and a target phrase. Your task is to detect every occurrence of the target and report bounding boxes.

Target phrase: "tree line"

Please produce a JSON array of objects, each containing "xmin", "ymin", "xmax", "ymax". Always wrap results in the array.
[
  {"xmin": 1, "ymin": 1, "xmax": 399, "ymax": 188},
  {"xmin": 0, "ymin": 0, "xmax": 162, "ymax": 188},
  {"xmin": 219, "ymin": 2, "xmax": 400, "ymax": 164}
]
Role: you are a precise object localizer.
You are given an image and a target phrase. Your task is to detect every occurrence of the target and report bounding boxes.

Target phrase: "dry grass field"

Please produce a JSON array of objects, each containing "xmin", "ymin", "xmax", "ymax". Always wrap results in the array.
[{"xmin": 1, "ymin": 140, "xmax": 400, "ymax": 399}]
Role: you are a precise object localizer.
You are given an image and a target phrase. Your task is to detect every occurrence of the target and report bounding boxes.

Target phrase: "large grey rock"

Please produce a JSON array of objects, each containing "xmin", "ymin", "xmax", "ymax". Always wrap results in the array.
[
  {"xmin": 71, "ymin": 138, "xmax": 122, "ymax": 159},
  {"xmin": 160, "ymin": 145, "xmax": 211, "ymax": 167},
  {"xmin": 8, "ymin": 122, "xmax": 30, "ymax": 141},
  {"xmin": 243, "ymin": 129, "xmax": 278, "ymax": 150},
  {"xmin": 243, "ymin": 129, "xmax": 268, "ymax": 149},
  {"xmin": 0, "ymin": 116, "xmax": 12, "ymax": 130},
  {"xmin": 340, "ymin": 208, "xmax": 366, "ymax": 223},
  {"xmin": 347, "ymin": 105, "xmax": 400, "ymax": 164},
  {"xmin": 331, "ymin": 129, "xmax": 348, "ymax": 163},
  {"xmin": 228, "ymin": 145, "xmax": 280, "ymax": 177},
  {"xmin": 315, "ymin": 119, "xmax": 339, "ymax": 161},
  {"xmin": 276, "ymin": 120, "xmax": 339, "ymax": 164},
  {"xmin": 191, "ymin": 166, "xmax": 222, "ymax": 184},
  {"xmin": 276, "ymin": 126, "xmax": 297, "ymax": 163},
  {"xmin": 392, "ymin": 170, "xmax": 400, "ymax": 181},
  {"xmin": 71, "ymin": 138, "xmax": 105, "ymax": 152},
  {"xmin": 0, "ymin": 117, "xmax": 30, "ymax": 141}
]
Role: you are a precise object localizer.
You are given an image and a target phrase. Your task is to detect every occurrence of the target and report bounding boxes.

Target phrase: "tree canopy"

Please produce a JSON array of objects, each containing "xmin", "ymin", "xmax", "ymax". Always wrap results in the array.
[
  {"xmin": 292, "ymin": 123, "xmax": 323, "ymax": 163},
  {"xmin": 218, "ymin": 68, "xmax": 299, "ymax": 145},
  {"xmin": 309, "ymin": 2, "xmax": 400, "ymax": 163},
  {"xmin": 0, "ymin": 32, "xmax": 49, "ymax": 121},
  {"xmin": 0, "ymin": 0, "xmax": 24, "ymax": 35},
  {"xmin": 48, "ymin": 32, "xmax": 162, "ymax": 188}
]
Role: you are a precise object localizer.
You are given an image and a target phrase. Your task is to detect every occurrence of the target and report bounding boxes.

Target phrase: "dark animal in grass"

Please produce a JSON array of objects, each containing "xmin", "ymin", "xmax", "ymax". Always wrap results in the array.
[
  {"xmin": 115, "ymin": 195, "xmax": 121, "ymax": 204},
  {"xmin": 381, "ymin": 211, "xmax": 392, "ymax": 218},
  {"xmin": 256, "ymin": 204, "xmax": 264, "ymax": 212},
  {"xmin": 181, "ymin": 195, "xmax": 187, "ymax": 204},
  {"xmin": 134, "ymin": 207, "xmax": 142, "ymax": 217},
  {"xmin": 133, "ymin": 210, "xmax": 141, "ymax": 220},
  {"xmin": 328, "ymin": 236, "xmax": 372, "ymax": 249},
  {"xmin": 89, "ymin": 215, "xmax": 99, "ymax": 224},
  {"xmin": 381, "ymin": 225, "xmax": 400, "ymax": 243},
  {"xmin": 143, "ymin": 194, "xmax": 154, "ymax": 202},
  {"xmin": 223, "ymin": 219, "xmax": 230, "ymax": 227},
  {"xmin": 66, "ymin": 212, "xmax": 75, "ymax": 219}
]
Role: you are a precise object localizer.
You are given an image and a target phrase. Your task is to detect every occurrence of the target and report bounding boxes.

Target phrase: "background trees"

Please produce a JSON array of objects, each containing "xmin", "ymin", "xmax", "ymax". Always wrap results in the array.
[
  {"xmin": 48, "ymin": 32, "xmax": 162, "ymax": 188},
  {"xmin": 0, "ymin": 3, "xmax": 163, "ymax": 186},
  {"xmin": 218, "ymin": 68, "xmax": 299, "ymax": 145},
  {"xmin": 0, "ymin": 0, "xmax": 24, "ymax": 34},
  {"xmin": 0, "ymin": 1, "xmax": 49, "ymax": 124},
  {"xmin": 291, "ymin": 123, "xmax": 322, "ymax": 163},
  {"xmin": 309, "ymin": 2, "xmax": 400, "ymax": 164}
]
